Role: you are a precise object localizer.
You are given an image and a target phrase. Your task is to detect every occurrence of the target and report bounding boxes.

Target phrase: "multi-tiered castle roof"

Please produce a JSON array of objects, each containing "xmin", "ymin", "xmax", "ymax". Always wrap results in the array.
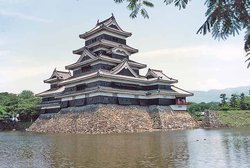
[{"xmin": 37, "ymin": 15, "xmax": 192, "ymax": 114}]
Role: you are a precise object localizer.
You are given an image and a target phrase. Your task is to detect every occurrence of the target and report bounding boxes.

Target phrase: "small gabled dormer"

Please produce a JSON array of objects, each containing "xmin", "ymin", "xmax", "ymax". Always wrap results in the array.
[
  {"xmin": 145, "ymin": 69, "xmax": 178, "ymax": 83},
  {"xmin": 76, "ymin": 48, "xmax": 97, "ymax": 63},
  {"xmin": 44, "ymin": 68, "xmax": 71, "ymax": 89},
  {"xmin": 111, "ymin": 59, "xmax": 139, "ymax": 78}
]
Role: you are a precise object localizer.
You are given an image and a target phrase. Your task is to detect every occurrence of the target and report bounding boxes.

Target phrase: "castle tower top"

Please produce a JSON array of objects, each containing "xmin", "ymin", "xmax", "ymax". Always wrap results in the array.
[{"xmin": 79, "ymin": 15, "xmax": 132, "ymax": 39}]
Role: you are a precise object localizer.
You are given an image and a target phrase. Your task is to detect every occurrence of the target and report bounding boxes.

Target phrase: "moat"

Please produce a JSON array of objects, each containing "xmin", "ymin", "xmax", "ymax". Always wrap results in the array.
[{"xmin": 0, "ymin": 128, "xmax": 249, "ymax": 168}]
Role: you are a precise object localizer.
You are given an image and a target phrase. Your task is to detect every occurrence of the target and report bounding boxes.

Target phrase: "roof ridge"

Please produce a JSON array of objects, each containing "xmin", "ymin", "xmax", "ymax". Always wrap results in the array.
[
  {"xmin": 56, "ymin": 70, "xmax": 70, "ymax": 74},
  {"xmin": 96, "ymin": 15, "xmax": 114, "ymax": 26},
  {"xmin": 171, "ymin": 85, "xmax": 193, "ymax": 95},
  {"xmin": 150, "ymin": 69, "xmax": 162, "ymax": 72},
  {"xmin": 111, "ymin": 59, "xmax": 127, "ymax": 72},
  {"xmin": 111, "ymin": 59, "xmax": 139, "ymax": 78}
]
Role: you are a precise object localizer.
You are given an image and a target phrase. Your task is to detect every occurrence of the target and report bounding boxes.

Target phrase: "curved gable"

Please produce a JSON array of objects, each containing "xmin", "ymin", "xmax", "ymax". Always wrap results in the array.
[
  {"xmin": 111, "ymin": 60, "xmax": 139, "ymax": 78},
  {"xmin": 112, "ymin": 47, "xmax": 130, "ymax": 56},
  {"xmin": 76, "ymin": 48, "xmax": 97, "ymax": 63}
]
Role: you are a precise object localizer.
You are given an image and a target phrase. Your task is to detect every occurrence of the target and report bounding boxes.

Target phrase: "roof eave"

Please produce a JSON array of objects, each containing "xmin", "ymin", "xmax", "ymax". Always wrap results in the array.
[
  {"xmin": 79, "ymin": 26, "xmax": 132, "ymax": 39},
  {"xmin": 65, "ymin": 58, "xmax": 99, "ymax": 70},
  {"xmin": 176, "ymin": 93, "xmax": 193, "ymax": 97},
  {"xmin": 73, "ymin": 48, "xmax": 84, "ymax": 55},
  {"xmin": 44, "ymin": 78, "xmax": 60, "ymax": 83},
  {"xmin": 85, "ymin": 40, "xmax": 138, "ymax": 54},
  {"xmin": 157, "ymin": 78, "xmax": 178, "ymax": 84}
]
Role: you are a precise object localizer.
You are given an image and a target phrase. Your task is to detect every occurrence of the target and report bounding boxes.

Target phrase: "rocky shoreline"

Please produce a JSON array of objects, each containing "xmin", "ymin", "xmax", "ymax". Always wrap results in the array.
[{"xmin": 27, "ymin": 104, "xmax": 199, "ymax": 134}]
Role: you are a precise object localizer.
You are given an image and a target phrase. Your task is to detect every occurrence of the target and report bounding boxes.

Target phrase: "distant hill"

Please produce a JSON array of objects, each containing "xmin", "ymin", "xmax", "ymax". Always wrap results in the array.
[{"xmin": 187, "ymin": 86, "xmax": 250, "ymax": 103}]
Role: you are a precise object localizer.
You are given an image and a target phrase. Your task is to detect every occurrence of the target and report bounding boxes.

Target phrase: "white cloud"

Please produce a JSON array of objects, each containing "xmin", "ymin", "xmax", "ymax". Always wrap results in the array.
[
  {"xmin": 132, "ymin": 44, "xmax": 249, "ymax": 91},
  {"xmin": 0, "ymin": 10, "xmax": 51, "ymax": 23},
  {"xmin": 135, "ymin": 44, "xmax": 244, "ymax": 61},
  {"xmin": 204, "ymin": 44, "xmax": 244, "ymax": 61}
]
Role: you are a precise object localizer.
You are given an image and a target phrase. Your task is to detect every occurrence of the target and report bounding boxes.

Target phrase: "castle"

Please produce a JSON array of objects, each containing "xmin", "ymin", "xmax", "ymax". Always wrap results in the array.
[{"xmin": 37, "ymin": 15, "xmax": 192, "ymax": 114}]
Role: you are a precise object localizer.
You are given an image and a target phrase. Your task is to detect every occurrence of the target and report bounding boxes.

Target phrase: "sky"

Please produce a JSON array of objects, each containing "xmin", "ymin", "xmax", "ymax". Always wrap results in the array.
[{"xmin": 0, "ymin": 0, "xmax": 249, "ymax": 94}]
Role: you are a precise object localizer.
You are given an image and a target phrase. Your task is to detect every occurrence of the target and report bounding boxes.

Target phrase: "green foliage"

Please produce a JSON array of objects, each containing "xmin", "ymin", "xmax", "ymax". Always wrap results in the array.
[
  {"xmin": 220, "ymin": 93, "xmax": 227, "ymax": 106},
  {"xmin": 0, "ymin": 92, "xmax": 18, "ymax": 115},
  {"xmin": 188, "ymin": 102, "xmax": 219, "ymax": 121},
  {"xmin": 114, "ymin": 0, "xmax": 250, "ymax": 67},
  {"xmin": 0, "ymin": 105, "xmax": 8, "ymax": 120},
  {"xmin": 0, "ymin": 105, "xmax": 6, "ymax": 113},
  {"xmin": 220, "ymin": 105, "xmax": 231, "ymax": 111},
  {"xmin": 189, "ymin": 92, "xmax": 250, "ymax": 114},
  {"xmin": 188, "ymin": 102, "xmax": 219, "ymax": 113},
  {"xmin": 229, "ymin": 94, "xmax": 239, "ymax": 109},
  {"xmin": 17, "ymin": 90, "xmax": 40, "ymax": 116},
  {"xmin": 240, "ymin": 93, "xmax": 248, "ymax": 110},
  {"xmin": 0, "ymin": 90, "xmax": 41, "ymax": 121},
  {"xmin": 114, "ymin": 0, "xmax": 154, "ymax": 18},
  {"xmin": 218, "ymin": 92, "xmax": 250, "ymax": 111},
  {"xmin": 164, "ymin": 0, "xmax": 190, "ymax": 9}
]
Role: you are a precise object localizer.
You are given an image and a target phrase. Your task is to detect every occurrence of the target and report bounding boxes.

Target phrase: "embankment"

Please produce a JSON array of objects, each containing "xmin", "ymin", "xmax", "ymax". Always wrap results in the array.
[
  {"xmin": 202, "ymin": 110, "xmax": 250, "ymax": 128},
  {"xmin": 27, "ymin": 104, "xmax": 199, "ymax": 134},
  {"xmin": 217, "ymin": 110, "xmax": 250, "ymax": 127}
]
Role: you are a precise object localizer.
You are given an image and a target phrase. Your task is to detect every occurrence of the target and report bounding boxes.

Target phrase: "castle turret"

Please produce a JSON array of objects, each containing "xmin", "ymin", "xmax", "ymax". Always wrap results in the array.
[{"xmin": 37, "ymin": 69, "xmax": 71, "ymax": 114}]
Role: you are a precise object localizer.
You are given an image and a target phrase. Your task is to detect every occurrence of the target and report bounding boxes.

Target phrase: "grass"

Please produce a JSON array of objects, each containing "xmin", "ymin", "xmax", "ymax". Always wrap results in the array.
[{"xmin": 217, "ymin": 110, "xmax": 250, "ymax": 127}]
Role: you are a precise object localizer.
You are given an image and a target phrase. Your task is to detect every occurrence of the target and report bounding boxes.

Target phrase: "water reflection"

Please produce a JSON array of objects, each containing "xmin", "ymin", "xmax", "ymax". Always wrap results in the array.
[
  {"xmin": 49, "ymin": 132, "xmax": 190, "ymax": 168},
  {"xmin": 186, "ymin": 128, "xmax": 250, "ymax": 168},
  {"xmin": 0, "ymin": 128, "xmax": 250, "ymax": 168}
]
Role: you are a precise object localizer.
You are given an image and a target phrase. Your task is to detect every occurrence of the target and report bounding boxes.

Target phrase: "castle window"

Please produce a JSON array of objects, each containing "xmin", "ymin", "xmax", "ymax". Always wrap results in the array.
[
  {"xmin": 112, "ymin": 37, "xmax": 119, "ymax": 42},
  {"xmin": 76, "ymin": 84, "xmax": 86, "ymax": 91},
  {"xmin": 81, "ymin": 65, "xmax": 91, "ymax": 73}
]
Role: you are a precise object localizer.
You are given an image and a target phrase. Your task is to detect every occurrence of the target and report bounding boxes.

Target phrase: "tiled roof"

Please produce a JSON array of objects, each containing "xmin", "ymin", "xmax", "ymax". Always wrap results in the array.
[
  {"xmin": 44, "ymin": 69, "xmax": 71, "ymax": 83},
  {"xmin": 171, "ymin": 86, "xmax": 193, "ymax": 96},
  {"xmin": 111, "ymin": 59, "xmax": 139, "ymax": 78},
  {"xmin": 146, "ymin": 69, "xmax": 178, "ymax": 82},
  {"xmin": 80, "ymin": 15, "xmax": 131, "ymax": 39},
  {"xmin": 56, "ymin": 71, "xmax": 71, "ymax": 80},
  {"xmin": 36, "ymin": 86, "xmax": 65, "ymax": 97},
  {"xmin": 96, "ymin": 15, "xmax": 114, "ymax": 26}
]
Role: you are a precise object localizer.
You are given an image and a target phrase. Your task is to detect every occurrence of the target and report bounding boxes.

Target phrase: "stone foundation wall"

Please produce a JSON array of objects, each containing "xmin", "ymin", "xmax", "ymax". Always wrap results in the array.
[
  {"xmin": 202, "ymin": 111, "xmax": 228, "ymax": 128},
  {"xmin": 27, "ymin": 104, "xmax": 198, "ymax": 134}
]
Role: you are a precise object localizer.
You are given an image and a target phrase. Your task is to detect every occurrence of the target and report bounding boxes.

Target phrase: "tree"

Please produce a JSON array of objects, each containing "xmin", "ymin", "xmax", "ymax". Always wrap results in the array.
[
  {"xmin": 0, "ymin": 92, "xmax": 18, "ymax": 115},
  {"xmin": 114, "ymin": 0, "xmax": 154, "ymax": 18},
  {"xmin": 114, "ymin": 0, "xmax": 250, "ymax": 67},
  {"xmin": 0, "ymin": 90, "xmax": 41, "ymax": 121},
  {"xmin": 239, "ymin": 93, "xmax": 248, "ymax": 110},
  {"xmin": 220, "ymin": 93, "xmax": 227, "ymax": 106},
  {"xmin": 188, "ymin": 102, "xmax": 219, "ymax": 112},
  {"xmin": 17, "ymin": 90, "xmax": 41, "ymax": 119},
  {"xmin": 229, "ymin": 94, "xmax": 239, "ymax": 109},
  {"xmin": 0, "ymin": 105, "xmax": 7, "ymax": 120},
  {"xmin": 244, "ymin": 95, "xmax": 250, "ymax": 109}
]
